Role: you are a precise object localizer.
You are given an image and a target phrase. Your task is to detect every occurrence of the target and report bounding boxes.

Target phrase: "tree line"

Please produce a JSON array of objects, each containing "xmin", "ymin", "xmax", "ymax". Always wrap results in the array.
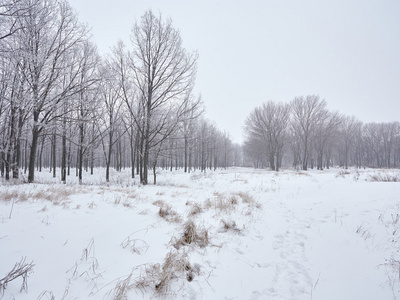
[
  {"xmin": 2, "ymin": 1, "xmax": 398, "ymax": 185},
  {"xmin": 0, "ymin": 0, "xmax": 238, "ymax": 185},
  {"xmin": 243, "ymin": 95, "xmax": 400, "ymax": 171}
]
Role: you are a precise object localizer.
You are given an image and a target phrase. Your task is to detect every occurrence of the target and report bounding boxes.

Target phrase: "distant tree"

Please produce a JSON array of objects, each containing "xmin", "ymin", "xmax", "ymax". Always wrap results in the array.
[
  {"xmin": 243, "ymin": 101, "xmax": 290, "ymax": 171},
  {"xmin": 290, "ymin": 95, "xmax": 327, "ymax": 170},
  {"xmin": 180, "ymin": 94, "xmax": 203, "ymax": 173},
  {"xmin": 337, "ymin": 116, "xmax": 362, "ymax": 169},
  {"xmin": 380, "ymin": 122, "xmax": 399, "ymax": 168},
  {"xmin": 313, "ymin": 110, "xmax": 342, "ymax": 170},
  {"xmin": 362, "ymin": 122, "xmax": 400, "ymax": 168}
]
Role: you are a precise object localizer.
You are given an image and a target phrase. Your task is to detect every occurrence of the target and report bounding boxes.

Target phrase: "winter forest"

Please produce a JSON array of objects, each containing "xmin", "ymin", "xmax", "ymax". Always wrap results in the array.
[
  {"xmin": 1, "ymin": 1, "xmax": 400, "ymax": 300},
  {"xmin": 1, "ymin": 0, "xmax": 400, "ymax": 186}
]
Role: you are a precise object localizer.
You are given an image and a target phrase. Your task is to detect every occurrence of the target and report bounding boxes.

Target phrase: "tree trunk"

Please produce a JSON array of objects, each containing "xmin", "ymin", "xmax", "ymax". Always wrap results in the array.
[
  {"xmin": 184, "ymin": 136, "xmax": 188, "ymax": 172},
  {"xmin": 130, "ymin": 127, "xmax": 136, "ymax": 179},
  {"xmin": 13, "ymin": 112, "xmax": 24, "ymax": 179},
  {"xmin": 106, "ymin": 127, "xmax": 113, "ymax": 183},
  {"xmin": 52, "ymin": 129, "xmax": 56, "ymax": 178},
  {"xmin": 0, "ymin": 152, "xmax": 4, "ymax": 177},
  {"xmin": 61, "ymin": 115, "xmax": 67, "ymax": 184},
  {"xmin": 61, "ymin": 132, "xmax": 67, "ymax": 183},
  {"xmin": 153, "ymin": 162, "xmax": 157, "ymax": 185},
  {"xmin": 67, "ymin": 138, "xmax": 71, "ymax": 176},
  {"xmin": 28, "ymin": 116, "xmax": 40, "ymax": 183},
  {"xmin": 24, "ymin": 139, "xmax": 28, "ymax": 174},
  {"xmin": 78, "ymin": 123, "xmax": 84, "ymax": 185},
  {"xmin": 142, "ymin": 103, "xmax": 151, "ymax": 185},
  {"xmin": 5, "ymin": 106, "xmax": 16, "ymax": 180}
]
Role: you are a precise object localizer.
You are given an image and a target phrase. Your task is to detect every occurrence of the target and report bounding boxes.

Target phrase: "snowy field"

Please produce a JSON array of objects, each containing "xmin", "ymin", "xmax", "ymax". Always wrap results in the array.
[{"xmin": 1, "ymin": 167, "xmax": 400, "ymax": 300}]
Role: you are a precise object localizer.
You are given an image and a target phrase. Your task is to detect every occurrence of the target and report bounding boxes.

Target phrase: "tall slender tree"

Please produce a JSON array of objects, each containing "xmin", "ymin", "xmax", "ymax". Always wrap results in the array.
[{"xmin": 129, "ymin": 10, "xmax": 198, "ymax": 184}]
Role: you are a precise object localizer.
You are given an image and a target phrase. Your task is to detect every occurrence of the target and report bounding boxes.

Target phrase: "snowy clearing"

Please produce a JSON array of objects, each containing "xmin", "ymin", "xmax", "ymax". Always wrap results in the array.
[{"xmin": 1, "ymin": 168, "xmax": 400, "ymax": 300}]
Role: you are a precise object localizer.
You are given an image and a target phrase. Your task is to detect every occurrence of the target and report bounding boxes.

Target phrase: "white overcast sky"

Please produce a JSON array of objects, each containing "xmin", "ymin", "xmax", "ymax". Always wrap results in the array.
[{"xmin": 68, "ymin": 0, "xmax": 400, "ymax": 144}]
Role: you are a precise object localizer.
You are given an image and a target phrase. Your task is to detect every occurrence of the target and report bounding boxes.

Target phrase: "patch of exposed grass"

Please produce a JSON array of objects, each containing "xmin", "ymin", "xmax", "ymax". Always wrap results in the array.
[
  {"xmin": 0, "ymin": 185, "xmax": 82, "ymax": 204},
  {"xmin": 0, "ymin": 189, "xmax": 28, "ymax": 202}
]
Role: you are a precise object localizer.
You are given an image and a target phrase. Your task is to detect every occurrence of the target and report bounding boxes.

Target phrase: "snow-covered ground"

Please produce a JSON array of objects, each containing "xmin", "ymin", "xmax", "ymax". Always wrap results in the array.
[{"xmin": 1, "ymin": 167, "xmax": 400, "ymax": 299}]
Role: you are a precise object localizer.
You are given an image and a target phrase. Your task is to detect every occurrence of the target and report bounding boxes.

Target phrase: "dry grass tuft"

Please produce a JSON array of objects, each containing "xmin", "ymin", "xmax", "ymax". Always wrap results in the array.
[
  {"xmin": 204, "ymin": 192, "xmax": 239, "ymax": 213},
  {"xmin": 0, "ymin": 190, "xmax": 17, "ymax": 201},
  {"xmin": 123, "ymin": 199, "xmax": 134, "ymax": 208},
  {"xmin": 129, "ymin": 251, "xmax": 201, "ymax": 297},
  {"xmin": 367, "ymin": 172, "xmax": 400, "ymax": 182},
  {"xmin": 205, "ymin": 191, "xmax": 260, "ymax": 213},
  {"xmin": 188, "ymin": 202, "xmax": 203, "ymax": 216},
  {"xmin": 220, "ymin": 219, "xmax": 242, "ymax": 234},
  {"xmin": 183, "ymin": 220, "xmax": 209, "ymax": 247},
  {"xmin": 356, "ymin": 224, "xmax": 374, "ymax": 240},
  {"xmin": 31, "ymin": 186, "xmax": 76, "ymax": 203},
  {"xmin": 293, "ymin": 171, "xmax": 311, "ymax": 177},
  {"xmin": 335, "ymin": 170, "xmax": 351, "ymax": 178},
  {"xmin": 231, "ymin": 178, "xmax": 249, "ymax": 184},
  {"xmin": 173, "ymin": 220, "xmax": 209, "ymax": 249},
  {"xmin": 112, "ymin": 273, "xmax": 134, "ymax": 299},
  {"xmin": 88, "ymin": 201, "xmax": 96, "ymax": 209},
  {"xmin": 203, "ymin": 198, "xmax": 212, "ymax": 210},
  {"xmin": 236, "ymin": 191, "xmax": 262, "ymax": 209},
  {"xmin": 0, "ymin": 190, "xmax": 29, "ymax": 202},
  {"xmin": 0, "ymin": 185, "xmax": 77, "ymax": 205},
  {"xmin": 237, "ymin": 192, "xmax": 253, "ymax": 203},
  {"xmin": 152, "ymin": 200, "xmax": 165, "ymax": 207},
  {"xmin": 0, "ymin": 257, "xmax": 35, "ymax": 295},
  {"xmin": 154, "ymin": 200, "xmax": 182, "ymax": 223},
  {"xmin": 121, "ymin": 236, "xmax": 149, "ymax": 255}
]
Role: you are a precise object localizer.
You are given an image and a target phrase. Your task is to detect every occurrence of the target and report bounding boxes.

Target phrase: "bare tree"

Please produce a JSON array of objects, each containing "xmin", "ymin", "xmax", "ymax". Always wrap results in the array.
[
  {"xmin": 313, "ymin": 110, "xmax": 342, "ymax": 170},
  {"xmin": 97, "ymin": 60, "xmax": 123, "ymax": 182},
  {"xmin": 129, "ymin": 10, "xmax": 197, "ymax": 184},
  {"xmin": 10, "ymin": 0, "xmax": 92, "ymax": 183},
  {"xmin": 0, "ymin": 0, "xmax": 33, "ymax": 41},
  {"xmin": 337, "ymin": 115, "xmax": 362, "ymax": 169},
  {"xmin": 243, "ymin": 101, "xmax": 290, "ymax": 171},
  {"xmin": 290, "ymin": 95, "xmax": 327, "ymax": 170},
  {"xmin": 180, "ymin": 94, "xmax": 203, "ymax": 172}
]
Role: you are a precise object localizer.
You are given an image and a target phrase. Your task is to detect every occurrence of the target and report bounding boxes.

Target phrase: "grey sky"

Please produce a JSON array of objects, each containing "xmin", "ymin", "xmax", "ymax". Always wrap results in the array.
[{"xmin": 69, "ymin": 0, "xmax": 400, "ymax": 144}]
